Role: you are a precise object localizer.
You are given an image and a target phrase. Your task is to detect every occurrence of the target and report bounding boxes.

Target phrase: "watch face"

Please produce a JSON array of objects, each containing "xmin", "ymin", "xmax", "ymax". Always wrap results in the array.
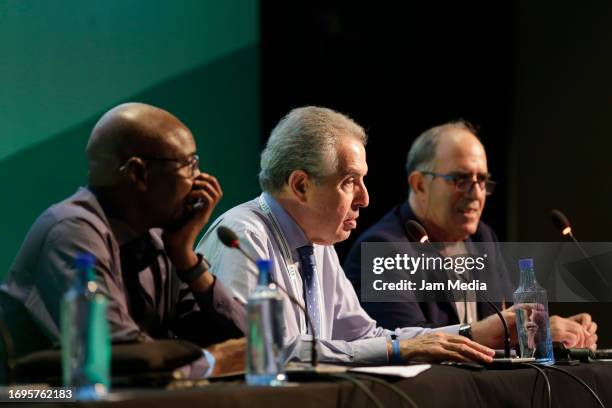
[{"xmin": 459, "ymin": 325, "xmax": 472, "ymax": 340}]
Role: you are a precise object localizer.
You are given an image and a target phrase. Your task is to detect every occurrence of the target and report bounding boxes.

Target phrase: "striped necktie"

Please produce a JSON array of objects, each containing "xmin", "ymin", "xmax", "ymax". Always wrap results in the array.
[{"xmin": 297, "ymin": 245, "xmax": 321, "ymax": 336}]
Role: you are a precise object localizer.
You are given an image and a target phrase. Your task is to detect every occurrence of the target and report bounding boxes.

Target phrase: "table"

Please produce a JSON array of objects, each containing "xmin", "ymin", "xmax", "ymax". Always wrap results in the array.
[{"xmin": 42, "ymin": 362, "xmax": 612, "ymax": 407}]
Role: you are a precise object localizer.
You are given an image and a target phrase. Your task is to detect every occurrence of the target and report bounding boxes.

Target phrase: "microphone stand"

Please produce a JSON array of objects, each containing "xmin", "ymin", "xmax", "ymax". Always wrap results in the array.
[
  {"xmin": 551, "ymin": 210, "xmax": 612, "ymax": 299},
  {"xmin": 404, "ymin": 221, "xmax": 514, "ymax": 360},
  {"xmin": 220, "ymin": 232, "xmax": 319, "ymax": 367}
]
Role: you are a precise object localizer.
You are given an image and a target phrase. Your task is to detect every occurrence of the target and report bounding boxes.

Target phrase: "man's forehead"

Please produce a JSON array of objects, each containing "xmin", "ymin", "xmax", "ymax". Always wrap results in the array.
[
  {"xmin": 336, "ymin": 137, "xmax": 367, "ymax": 175},
  {"xmin": 154, "ymin": 126, "xmax": 196, "ymax": 157},
  {"xmin": 433, "ymin": 130, "xmax": 486, "ymax": 166}
]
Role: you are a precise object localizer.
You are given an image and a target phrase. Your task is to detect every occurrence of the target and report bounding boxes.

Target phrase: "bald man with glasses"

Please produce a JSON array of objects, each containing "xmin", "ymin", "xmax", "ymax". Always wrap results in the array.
[
  {"xmin": 344, "ymin": 120, "xmax": 598, "ymax": 351},
  {"xmin": 2, "ymin": 102, "xmax": 246, "ymax": 377}
]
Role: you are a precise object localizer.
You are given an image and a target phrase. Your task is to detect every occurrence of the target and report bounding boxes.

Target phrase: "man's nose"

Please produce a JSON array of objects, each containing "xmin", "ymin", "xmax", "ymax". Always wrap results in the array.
[
  {"xmin": 354, "ymin": 180, "xmax": 369, "ymax": 209},
  {"xmin": 465, "ymin": 178, "xmax": 485, "ymax": 199}
]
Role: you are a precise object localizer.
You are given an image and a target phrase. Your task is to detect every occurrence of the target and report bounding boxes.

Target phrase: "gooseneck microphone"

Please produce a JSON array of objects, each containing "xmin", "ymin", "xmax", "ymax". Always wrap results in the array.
[
  {"xmin": 551, "ymin": 209, "xmax": 572, "ymax": 237},
  {"xmin": 404, "ymin": 220, "xmax": 513, "ymax": 359},
  {"xmin": 217, "ymin": 226, "xmax": 258, "ymax": 264},
  {"xmin": 550, "ymin": 209, "xmax": 612, "ymax": 298},
  {"xmin": 217, "ymin": 226, "xmax": 319, "ymax": 366}
]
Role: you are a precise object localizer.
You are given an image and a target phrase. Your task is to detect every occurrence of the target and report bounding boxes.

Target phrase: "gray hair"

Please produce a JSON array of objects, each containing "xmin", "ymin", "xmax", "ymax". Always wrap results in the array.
[
  {"xmin": 405, "ymin": 119, "xmax": 478, "ymax": 177},
  {"xmin": 259, "ymin": 106, "xmax": 367, "ymax": 193}
]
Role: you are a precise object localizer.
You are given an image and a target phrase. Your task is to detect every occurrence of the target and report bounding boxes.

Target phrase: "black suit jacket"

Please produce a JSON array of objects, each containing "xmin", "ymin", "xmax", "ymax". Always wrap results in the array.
[{"xmin": 343, "ymin": 201, "xmax": 512, "ymax": 330}]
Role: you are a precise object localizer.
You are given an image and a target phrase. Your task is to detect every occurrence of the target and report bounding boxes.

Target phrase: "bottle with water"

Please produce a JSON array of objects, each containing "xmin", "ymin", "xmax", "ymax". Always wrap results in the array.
[
  {"xmin": 513, "ymin": 258, "xmax": 554, "ymax": 365},
  {"xmin": 246, "ymin": 259, "xmax": 286, "ymax": 386},
  {"xmin": 61, "ymin": 253, "xmax": 111, "ymax": 400}
]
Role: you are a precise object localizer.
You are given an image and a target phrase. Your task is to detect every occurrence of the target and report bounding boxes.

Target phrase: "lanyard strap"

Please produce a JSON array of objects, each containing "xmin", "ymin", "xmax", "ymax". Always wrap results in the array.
[{"xmin": 258, "ymin": 195, "xmax": 309, "ymax": 334}]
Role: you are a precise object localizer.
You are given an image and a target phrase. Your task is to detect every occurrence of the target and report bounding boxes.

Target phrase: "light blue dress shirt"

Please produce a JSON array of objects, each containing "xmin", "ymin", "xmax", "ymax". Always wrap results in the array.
[{"xmin": 197, "ymin": 193, "xmax": 459, "ymax": 364}]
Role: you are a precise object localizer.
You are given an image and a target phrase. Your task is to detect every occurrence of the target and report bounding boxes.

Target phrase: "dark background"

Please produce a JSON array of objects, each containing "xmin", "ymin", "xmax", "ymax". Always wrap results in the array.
[{"xmin": 260, "ymin": 2, "xmax": 612, "ymax": 343}]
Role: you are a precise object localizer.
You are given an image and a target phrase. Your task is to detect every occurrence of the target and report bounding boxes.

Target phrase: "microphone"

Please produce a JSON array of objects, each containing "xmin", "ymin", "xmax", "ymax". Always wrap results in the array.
[
  {"xmin": 551, "ymin": 209, "xmax": 572, "ymax": 237},
  {"xmin": 404, "ymin": 220, "xmax": 513, "ymax": 359},
  {"xmin": 404, "ymin": 220, "xmax": 430, "ymax": 244},
  {"xmin": 216, "ymin": 226, "xmax": 319, "ymax": 366},
  {"xmin": 550, "ymin": 209, "xmax": 612, "ymax": 298},
  {"xmin": 217, "ymin": 225, "xmax": 258, "ymax": 264}
]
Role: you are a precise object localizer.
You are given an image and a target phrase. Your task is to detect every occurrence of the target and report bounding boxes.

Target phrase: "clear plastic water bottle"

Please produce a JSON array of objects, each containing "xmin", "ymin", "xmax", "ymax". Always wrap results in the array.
[
  {"xmin": 61, "ymin": 253, "xmax": 111, "ymax": 400},
  {"xmin": 513, "ymin": 258, "xmax": 554, "ymax": 365},
  {"xmin": 246, "ymin": 259, "xmax": 286, "ymax": 386}
]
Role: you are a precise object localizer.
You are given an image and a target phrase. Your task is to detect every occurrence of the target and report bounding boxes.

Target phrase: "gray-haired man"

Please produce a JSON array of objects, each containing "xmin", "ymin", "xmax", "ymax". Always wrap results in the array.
[{"xmin": 197, "ymin": 107, "xmax": 506, "ymax": 365}]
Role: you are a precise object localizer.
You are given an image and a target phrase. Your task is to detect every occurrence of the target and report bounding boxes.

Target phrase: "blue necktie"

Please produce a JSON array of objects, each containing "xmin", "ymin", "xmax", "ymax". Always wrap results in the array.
[{"xmin": 297, "ymin": 245, "xmax": 321, "ymax": 336}]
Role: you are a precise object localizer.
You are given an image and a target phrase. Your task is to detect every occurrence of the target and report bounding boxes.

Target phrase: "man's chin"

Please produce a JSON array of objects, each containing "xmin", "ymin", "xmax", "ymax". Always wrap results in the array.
[
  {"xmin": 337, "ymin": 229, "xmax": 353, "ymax": 242},
  {"xmin": 161, "ymin": 211, "xmax": 188, "ymax": 231},
  {"xmin": 312, "ymin": 231, "xmax": 351, "ymax": 246},
  {"xmin": 459, "ymin": 223, "xmax": 479, "ymax": 238}
]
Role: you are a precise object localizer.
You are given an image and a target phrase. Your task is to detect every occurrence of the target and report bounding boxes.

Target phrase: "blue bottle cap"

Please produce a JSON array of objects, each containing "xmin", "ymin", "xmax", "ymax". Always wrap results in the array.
[
  {"xmin": 256, "ymin": 259, "xmax": 271, "ymax": 272},
  {"xmin": 256, "ymin": 259, "xmax": 271, "ymax": 285},
  {"xmin": 75, "ymin": 252, "xmax": 96, "ymax": 270},
  {"xmin": 518, "ymin": 258, "xmax": 534, "ymax": 270}
]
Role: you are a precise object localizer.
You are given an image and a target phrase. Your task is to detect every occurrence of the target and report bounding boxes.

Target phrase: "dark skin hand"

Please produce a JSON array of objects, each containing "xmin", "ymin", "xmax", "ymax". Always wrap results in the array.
[{"xmin": 162, "ymin": 172, "xmax": 223, "ymax": 291}]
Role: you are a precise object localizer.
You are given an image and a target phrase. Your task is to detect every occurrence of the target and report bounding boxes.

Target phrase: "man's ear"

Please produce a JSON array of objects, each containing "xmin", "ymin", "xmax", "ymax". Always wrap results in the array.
[
  {"xmin": 122, "ymin": 157, "xmax": 148, "ymax": 192},
  {"xmin": 287, "ymin": 170, "xmax": 310, "ymax": 203},
  {"xmin": 408, "ymin": 171, "xmax": 427, "ymax": 195}
]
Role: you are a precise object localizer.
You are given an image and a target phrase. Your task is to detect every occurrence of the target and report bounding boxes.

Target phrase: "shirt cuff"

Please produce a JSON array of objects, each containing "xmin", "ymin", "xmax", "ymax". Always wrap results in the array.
[
  {"xmin": 192, "ymin": 275, "xmax": 217, "ymax": 308},
  {"xmin": 352, "ymin": 336, "xmax": 390, "ymax": 365},
  {"xmin": 202, "ymin": 349, "xmax": 216, "ymax": 378},
  {"xmin": 430, "ymin": 324, "xmax": 461, "ymax": 335}
]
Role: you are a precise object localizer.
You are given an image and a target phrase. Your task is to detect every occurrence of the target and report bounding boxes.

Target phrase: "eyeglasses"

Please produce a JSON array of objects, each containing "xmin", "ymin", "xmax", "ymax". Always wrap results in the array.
[
  {"xmin": 421, "ymin": 171, "xmax": 496, "ymax": 195},
  {"xmin": 119, "ymin": 154, "xmax": 200, "ymax": 178}
]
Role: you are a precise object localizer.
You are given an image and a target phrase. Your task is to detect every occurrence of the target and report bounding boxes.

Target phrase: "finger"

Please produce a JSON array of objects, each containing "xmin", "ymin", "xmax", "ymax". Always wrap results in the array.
[
  {"xmin": 198, "ymin": 173, "xmax": 223, "ymax": 196},
  {"xmin": 445, "ymin": 337, "xmax": 495, "ymax": 360},
  {"xmin": 445, "ymin": 342, "xmax": 494, "ymax": 363},
  {"xmin": 561, "ymin": 332, "xmax": 579, "ymax": 347},
  {"xmin": 571, "ymin": 313, "xmax": 592, "ymax": 327},
  {"xmin": 193, "ymin": 180, "xmax": 221, "ymax": 204},
  {"xmin": 194, "ymin": 179, "xmax": 222, "ymax": 205},
  {"xmin": 563, "ymin": 318, "xmax": 586, "ymax": 336},
  {"xmin": 588, "ymin": 322, "xmax": 598, "ymax": 336},
  {"xmin": 585, "ymin": 334, "xmax": 598, "ymax": 348},
  {"xmin": 192, "ymin": 177, "xmax": 221, "ymax": 201},
  {"xmin": 438, "ymin": 350, "xmax": 471, "ymax": 363},
  {"xmin": 447, "ymin": 335, "xmax": 496, "ymax": 356},
  {"xmin": 191, "ymin": 190, "xmax": 214, "ymax": 213},
  {"xmin": 575, "ymin": 334, "xmax": 586, "ymax": 348}
]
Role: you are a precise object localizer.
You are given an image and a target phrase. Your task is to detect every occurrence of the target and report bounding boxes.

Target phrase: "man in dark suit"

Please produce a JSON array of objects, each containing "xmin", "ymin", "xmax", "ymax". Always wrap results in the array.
[{"xmin": 344, "ymin": 120, "xmax": 598, "ymax": 349}]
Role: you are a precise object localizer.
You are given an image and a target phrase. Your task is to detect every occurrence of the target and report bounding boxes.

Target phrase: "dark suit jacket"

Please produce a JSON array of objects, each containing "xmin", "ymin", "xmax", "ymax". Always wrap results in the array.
[{"xmin": 343, "ymin": 201, "xmax": 512, "ymax": 330}]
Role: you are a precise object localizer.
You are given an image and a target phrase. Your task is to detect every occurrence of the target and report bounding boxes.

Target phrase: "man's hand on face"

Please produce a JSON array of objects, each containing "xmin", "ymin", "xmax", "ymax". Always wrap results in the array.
[
  {"xmin": 162, "ymin": 172, "xmax": 223, "ymax": 270},
  {"xmin": 398, "ymin": 332, "xmax": 495, "ymax": 363},
  {"xmin": 206, "ymin": 338, "xmax": 246, "ymax": 377},
  {"xmin": 471, "ymin": 305, "xmax": 517, "ymax": 348}
]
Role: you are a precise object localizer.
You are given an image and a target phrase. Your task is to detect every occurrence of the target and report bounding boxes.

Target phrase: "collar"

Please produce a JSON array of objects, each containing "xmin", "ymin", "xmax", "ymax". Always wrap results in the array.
[
  {"xmin": 84, "ymin": 186, "xmax": 163, "ymax": 250},
  {"xmin": 262, "ymin": 192, "xmax": 311, "ymax": 251}
]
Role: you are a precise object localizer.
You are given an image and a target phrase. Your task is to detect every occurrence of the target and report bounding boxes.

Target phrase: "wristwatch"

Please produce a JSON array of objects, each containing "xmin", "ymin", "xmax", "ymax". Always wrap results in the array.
[
  {"xmin": 176, "ymin": 253, "xmax": 210, "ymax": 283},
  {"xmin": 459, "ymin": 324, "xmax": 473, "ymax": 340}
]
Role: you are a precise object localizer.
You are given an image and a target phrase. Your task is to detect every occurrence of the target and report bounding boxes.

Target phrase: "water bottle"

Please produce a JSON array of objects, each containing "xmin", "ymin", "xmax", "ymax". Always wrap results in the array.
[
  {"xmin": 246, "ymin": 259, "xmax": 286, "ymax": 386},
  {"xmin": 513, "ymin": 258, "xmax": 554, "ymax": 365},
  {"xmin": 61, "ymin": 253, "xmax": 111, "ymax": 399}
]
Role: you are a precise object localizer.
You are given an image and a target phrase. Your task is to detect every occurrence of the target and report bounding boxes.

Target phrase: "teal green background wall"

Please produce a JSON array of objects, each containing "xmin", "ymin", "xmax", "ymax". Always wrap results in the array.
[{"xmin": 0, "ymin": 1, "xmax": 261, "ymax": 277}]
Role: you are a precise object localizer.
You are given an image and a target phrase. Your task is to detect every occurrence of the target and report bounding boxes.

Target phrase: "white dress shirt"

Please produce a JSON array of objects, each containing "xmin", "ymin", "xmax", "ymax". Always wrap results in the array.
[{"xmin": 197, "ymin": 193, "xmax": 459, "ymax": 364}]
